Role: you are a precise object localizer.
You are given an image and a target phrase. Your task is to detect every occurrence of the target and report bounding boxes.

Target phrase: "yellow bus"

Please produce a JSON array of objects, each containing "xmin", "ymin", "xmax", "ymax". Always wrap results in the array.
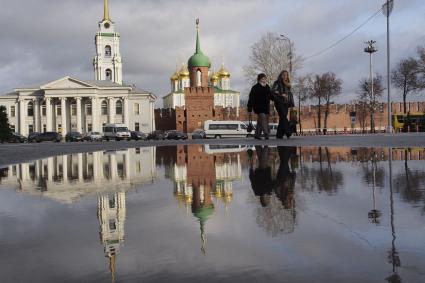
[{"xmin": 392, "ymin": 112, "xmax": 425, "ymax": 132}]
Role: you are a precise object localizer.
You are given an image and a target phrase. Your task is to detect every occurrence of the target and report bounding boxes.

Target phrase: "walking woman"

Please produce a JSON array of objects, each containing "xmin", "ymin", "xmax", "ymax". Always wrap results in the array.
[
  {"xmin": 247, "ymin": 73, "xmax": 272, "ymax": 140},
  {"xmin": 272, "ymin": 70, "xmax": 295, "ymax": 139}
]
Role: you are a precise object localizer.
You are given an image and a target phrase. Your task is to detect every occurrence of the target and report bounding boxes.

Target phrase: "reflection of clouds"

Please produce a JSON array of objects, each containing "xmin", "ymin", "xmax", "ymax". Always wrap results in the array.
[{"xmin": 0, "ymin": 147, "xmax": 157, "ymax": 203}]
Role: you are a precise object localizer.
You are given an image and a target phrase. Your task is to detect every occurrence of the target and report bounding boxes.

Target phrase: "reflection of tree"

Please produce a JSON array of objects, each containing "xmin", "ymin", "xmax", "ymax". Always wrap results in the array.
[
  {"xmin": 251, "ymin": 147, "xmax": 297, "ymax": 236},
  {"xmin": 313, "ymin": 147, "xmax": 344, "ymax": 194},
  {"xmin": 393, "ymin": 149, "xmax": 425, "ymax": 211}
]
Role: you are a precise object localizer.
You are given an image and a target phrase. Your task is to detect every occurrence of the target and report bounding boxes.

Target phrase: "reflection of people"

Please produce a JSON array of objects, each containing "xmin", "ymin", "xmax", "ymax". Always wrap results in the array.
[
  {"xmin": 274, "ymin": 147, "xmax": 296, "ymax": 209},
  {"xmin": 247, "ymin": 73, "xmax": 272, "ymax": 140},
  {"xmin": 249, "ymin": 146, "xmax": 273, "ymax": 207},
  {"xmin": 271, "ymin": 70, "xmax": 294, "ymax": 139}
]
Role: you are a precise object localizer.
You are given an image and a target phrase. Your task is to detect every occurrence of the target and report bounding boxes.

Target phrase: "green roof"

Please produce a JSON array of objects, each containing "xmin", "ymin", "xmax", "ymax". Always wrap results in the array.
[
  {"xmin": 188, "ymin": 26, "xmax": 210, "ymax": 68},
  {"xmin": 213, "ymin": 86, "xmax": 239, "ymax": 94}
]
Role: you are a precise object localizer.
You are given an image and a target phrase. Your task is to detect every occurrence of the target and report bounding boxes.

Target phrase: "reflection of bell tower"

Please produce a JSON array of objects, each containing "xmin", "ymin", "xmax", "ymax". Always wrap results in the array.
[
  {"xmin": 93, "ymin": 0, "xmax": 123, "ymax": 84},
  {"xmin": 98, "ymin": 192, "xmax": 126, "ymax": 283}
]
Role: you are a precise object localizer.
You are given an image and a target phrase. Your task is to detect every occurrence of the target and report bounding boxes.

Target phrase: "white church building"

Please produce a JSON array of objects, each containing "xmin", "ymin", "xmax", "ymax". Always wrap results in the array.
[{"xmin": 0, "ymin": 0, "xmax": 156, "ymax": 137}]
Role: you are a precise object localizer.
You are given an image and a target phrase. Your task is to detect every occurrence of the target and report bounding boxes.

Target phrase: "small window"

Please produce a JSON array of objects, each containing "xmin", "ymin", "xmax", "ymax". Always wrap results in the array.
[
  {"xmin": 28, "ymin": 125, "xmax": 34, "ymax": 134},
  {"xmin": 109, "ymin": 197, "xmax": 116, "ymax": 209},
  {"xmin": 101, "ymin": 101, "xmax": 108, "ymax": 115},
  {"xmin": 209, "ymin": 124, "xmax": 219, "ymax": 130},
  {"xmin": 57, "ymin": 105, "xmax": 62, "ymax": 116},
  {"xmin": 88, "ymin": 124, "xmax": 92, "ymax": 132},
  {"xmin": 10, "ymin": 125, "xmax": 15, "ymax": 132},
  {"xmin": 116, "ymin": 100, "xmax": 123, "ymax": 115},
  {"xmin": 27, "ymin": 102, "xmax": 34, "ymax": 117},
  {"xmin": 136, "ymin": 148, "xmax": 141, "ymax": 154},
  {"xmin": 135, "ymin": 122, "xmax": 140, "ymax": 131},
  {"xmin": 105, "ymin": 45, "xmax": 112, "ymax": 57},
  {"xmin": 43, "ymin": 124, "xmax": 46, "ymax": 132},
  {"xmin": 10, "ymin": 106, "xmax": 15, "ymax": 117},
  {"xmin": 71, "ymin": 104, "xmax": 77, "ymax": 116},
  {"xmin": 109, "ymin": 219, "xmax": 117, "ymax": 230},
  {"xmin": 41, "ymin": 103, "xmax": 46, "ymax": 116},
  {"xmin": 84, "ymin": 103, "xmax": 91, "ymax": 115},
  {"xmin": 105, "ymin": 69, "xmax": 112, "ymax": 81},
  {"xmin": 134, "ymin": 103, "xmax": 140, "ymax": 115}
]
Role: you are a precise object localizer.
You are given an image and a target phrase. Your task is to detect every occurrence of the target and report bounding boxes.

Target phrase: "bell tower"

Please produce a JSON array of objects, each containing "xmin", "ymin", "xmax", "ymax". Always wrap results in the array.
[{"xmin": 93, "ymin": 0, "xmax": 123, "ymax": 84}]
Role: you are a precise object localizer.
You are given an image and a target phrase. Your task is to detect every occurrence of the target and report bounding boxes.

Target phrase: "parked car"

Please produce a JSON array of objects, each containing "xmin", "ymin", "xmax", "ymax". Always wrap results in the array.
[
  {"xmin": 103, "ymin": 124, "xmax": 131, "ymax": 141},
  {"xmin": 84, "ymin": 132, "xmax": 103, "ymax": 142},
  {"xmin": 33, "ymin": 132, "xmax": 61, "ymax": 143},
  {"xmin": 191, "ymin": 129, "xmax": 206, "ymax": 139},
  {"xmin": 166, "ymin": 130, "xmax": 188, "ymax": 140},
  {"xmin": 131, "ymin": 131, "xmax": 147, "ymax": 141},
  {"xmin": 65, "ymin": 132, "xmax": 83, "ymax": 142},
  {"xmin": 2, "ymin": 132, "xmax": 27, "ymax": 143},
  {"xmin": 147, "ymin": 130, "xmax": 166, "ymax": 140},
  {"xmin": 27, "ymin": 132, "xmax": 41, "ymax": 142}
]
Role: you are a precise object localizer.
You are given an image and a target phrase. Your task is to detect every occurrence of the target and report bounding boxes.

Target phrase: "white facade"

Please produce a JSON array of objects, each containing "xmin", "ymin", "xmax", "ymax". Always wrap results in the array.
[
  {"xmin": 93, "ymin": 0, "xmax": 123, "ymax": 84},
  {"xmin": 0, "ymin": 77, "xmax": 156, "ymax": 136}
]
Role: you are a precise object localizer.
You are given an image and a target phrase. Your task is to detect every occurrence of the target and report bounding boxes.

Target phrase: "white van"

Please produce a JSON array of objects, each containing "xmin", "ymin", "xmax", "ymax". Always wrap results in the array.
[
  {"xmin": 204, "ymin": 120, "xmax": 251, "ymax": 139},
  {"xmin": 103, "ymin": 124, "xmax": 131, "ymax": 141}
]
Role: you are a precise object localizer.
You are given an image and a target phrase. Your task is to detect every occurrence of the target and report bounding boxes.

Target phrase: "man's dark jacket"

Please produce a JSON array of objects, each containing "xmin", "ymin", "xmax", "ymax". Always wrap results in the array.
[{"xmin": 247, "ymin": 83, "xmax": 272, "ymax": 114}]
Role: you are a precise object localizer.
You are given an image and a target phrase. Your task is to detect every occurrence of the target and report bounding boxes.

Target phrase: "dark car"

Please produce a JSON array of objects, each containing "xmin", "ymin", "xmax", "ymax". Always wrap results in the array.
[
  {"xmin": 166, "ymin": 130, "xmax": 188, "ymax": 140},
  {"xmin": 131, "ymin": 131, "xmax": 147, "ymax": 141},
  {"xmin": 191, "ymin": 129, "xmax": 206, "ymax": 139},
  {"xmin": 2, "ymin": 132, "xmax": 27, "ymax": 143},
  {"xmin": 28, "ymin": 132, "xmax": 41, "ymax": 142},
  {"xmin": 34, "ymin": 132, "xmax": 62, "ymax": 143},
  {"xmin": 147, "ymin": 130, "xmax": 166, "ymax": 140},
  {"xmin": 65, "ymin": 132, "xmax": 83, "ymax": 142}
]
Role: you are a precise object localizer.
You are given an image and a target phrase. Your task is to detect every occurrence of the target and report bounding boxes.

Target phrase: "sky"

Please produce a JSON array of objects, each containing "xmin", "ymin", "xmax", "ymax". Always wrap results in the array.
[{"xmin": 0, "ymin": 0, "xmax": 424, "ymax": 106}]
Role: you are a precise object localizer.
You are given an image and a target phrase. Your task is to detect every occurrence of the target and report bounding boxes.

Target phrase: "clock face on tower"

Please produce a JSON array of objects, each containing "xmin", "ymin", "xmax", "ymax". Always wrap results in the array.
[{"xmin": 104, "ymin": 22, "xmax": 110, "ymax": 29}]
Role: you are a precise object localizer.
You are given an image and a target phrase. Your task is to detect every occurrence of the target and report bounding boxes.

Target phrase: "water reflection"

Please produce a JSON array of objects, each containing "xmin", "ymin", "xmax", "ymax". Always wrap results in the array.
[{"xmin": 0, "ymin": 146, "xmax": 425, "ymax": 282}]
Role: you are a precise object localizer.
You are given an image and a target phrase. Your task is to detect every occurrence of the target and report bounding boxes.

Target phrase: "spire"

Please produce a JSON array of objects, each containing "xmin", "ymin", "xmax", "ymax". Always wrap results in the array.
[
  {"xmin": 103, "ymin": 0, "xmax": 110, "ymax": 21},
  {"xmin": 195, "ymin": 18, "xmax": 202, "ymax": 54},
  {"xmin": 109, "ymin": 254, "xmax": 116, "ymax": 283}
]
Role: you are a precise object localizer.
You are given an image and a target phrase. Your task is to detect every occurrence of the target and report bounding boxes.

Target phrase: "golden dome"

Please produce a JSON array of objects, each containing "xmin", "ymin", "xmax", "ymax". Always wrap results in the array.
[
  {"xmin": 210, "ymin": 72, "xmax": 219, "ymax": 82},
  {"xmin": 179, "ymin": 65, "xmax": 190, "ymax": 77},
  {"xmin": 218, "ymin": 65, "xmax": 230, "ymax": 78},
  {"xmin": 170, "ymin": 71, "xmax": 179, "ymax": 81}
]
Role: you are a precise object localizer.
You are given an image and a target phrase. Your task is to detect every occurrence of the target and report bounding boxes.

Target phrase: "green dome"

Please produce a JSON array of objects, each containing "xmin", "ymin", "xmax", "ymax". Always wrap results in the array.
[
  {"xmin": 193, "ymin": 205, "xmax": 214, "ymax": 222},
  {"xmin": 188, "ymin": 53, "xmax": 211, "ymax": 68},
  {"xmin": 188, "ymin": 21, "xmax": 211, "ymax": 68}
]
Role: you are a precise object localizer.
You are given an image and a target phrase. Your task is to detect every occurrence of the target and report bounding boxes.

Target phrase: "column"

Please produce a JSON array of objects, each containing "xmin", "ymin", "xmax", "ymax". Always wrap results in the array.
[
  {"xmin": 124, "ymin": 150, "xmax": 131, "ymax": 179},
  {"xmin": 61, "ymin": 97, "xmax": 67, "ymax": 137},
  {"xmin": 78, "ymin": 153, "xmax": 83, "ymax": 182},
  {"xmin": 47, "ymin": 157, "xmax": 54, "ymax": 181},
  {"xmin": 108, "ymin": 97, "xmax": 115, "ymax": 124},
  {"xmin": 34, "ymin": 99, "xmax": 40, "ymax": 132},
  {"xmin": 91, "ymin": 97, "xmax": 99, "ymax": 132},
  {"xmin": 62, "ymin": 155, "xmax": 68, "ymax": 182},
  {"xmin": 76, "ymin": 97, "xmax": 82, "ymax": 133},
  {"xmin": 123, "ymin": 97, "xmax": 129, "ymax": 127},
  {"xmin": 46, "ymin": 98, "xmax": 52, "ymax": 132},
  {"xmin": 18, "ymin": 99, "xmax": 26, "ymax": 136},
  {"xmin": 109, "ymin": 154, "xmax": 117, "ymax": 180}
]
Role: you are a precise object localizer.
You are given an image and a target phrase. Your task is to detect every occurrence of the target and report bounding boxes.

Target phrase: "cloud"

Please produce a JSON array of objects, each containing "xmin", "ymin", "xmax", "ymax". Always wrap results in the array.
[{"xmin": 0, "ymin": 0, "xmax": 424, "ymax": 106}]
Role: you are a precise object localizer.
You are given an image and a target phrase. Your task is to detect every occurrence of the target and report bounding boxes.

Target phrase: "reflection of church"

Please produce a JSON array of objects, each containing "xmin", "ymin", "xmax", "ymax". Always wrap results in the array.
[
  {"xmin": 98, "ymin": 192, "xmax": 126, "ymax": 283},
  {"xmin": 161, "ymin": 145, "xmax": 242, "ymax": 253},
  {"xmin": 0, "ymin": 147, "xmax": 156, "ymax": 203}
]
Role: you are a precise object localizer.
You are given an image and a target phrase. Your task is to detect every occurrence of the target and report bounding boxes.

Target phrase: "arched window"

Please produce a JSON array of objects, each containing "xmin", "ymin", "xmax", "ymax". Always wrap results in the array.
[
  {"xmin": 196, "ymin": 70, "xmax": 202, "ymax": 87},
  {"xmin": 101, "ymin": 100, "xmax": 108, "ymax": 115},
  {"xmin": 115, "ymin": 100, "xmax": 123, "ymax": 115},
  {"xmin": 105, "ymin": 45, "xmax": 111, "ymax": 57},
  {"xmin": 105, "ymin": 69, "xmax": 112, "ymax": 80},
  {"xmin": 27, "ymin": 101, "xmax": 34, "ymax": 117}
]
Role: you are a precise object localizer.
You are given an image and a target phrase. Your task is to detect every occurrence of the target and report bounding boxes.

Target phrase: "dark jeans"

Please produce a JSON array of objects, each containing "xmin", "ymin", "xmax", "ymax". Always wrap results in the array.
[{"xmin": 274, "ymin": 97, "xmax": 291, "ymax": 138}]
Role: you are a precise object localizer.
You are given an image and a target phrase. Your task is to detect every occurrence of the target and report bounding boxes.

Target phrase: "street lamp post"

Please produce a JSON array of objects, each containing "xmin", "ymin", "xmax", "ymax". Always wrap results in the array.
[
  {"xmin": 279, "ymin": 34, "xmax": 293, "ymax": 74},
  {"xmin": 364, "ymin": 40, "xmax": 378, "ymax": 133},
  {"xmin": 383, "ymin": 0, "xmax": 394, "ymax": 133}
]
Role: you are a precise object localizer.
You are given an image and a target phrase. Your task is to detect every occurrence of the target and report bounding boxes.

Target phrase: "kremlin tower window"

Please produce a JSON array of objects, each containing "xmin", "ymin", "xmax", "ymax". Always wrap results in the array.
[{"xmin": 196, "ymin": 70, "xmax": 202, "ymax": 87}]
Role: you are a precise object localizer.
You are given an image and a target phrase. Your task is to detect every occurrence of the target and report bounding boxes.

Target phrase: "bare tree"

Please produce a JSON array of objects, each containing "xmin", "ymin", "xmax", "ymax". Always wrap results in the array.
[
  {"xmin": 416, "ymin": 46, "xmax": 425, "ymax": 89},
  {"xmin": 322, "ymin": 72, "xmax": 342, "ymax": 133},
  {"xmin": 392, "ymin": 57, "xmax": 420, "ymax": 113},
  {"xmin": 292, "ymin": 75, "xmax": 313, "ymax": 133},
  {"xmin": 309, "ymin": 75, "xmax": 326, "ymax": 133},
  {"xmin": 357, "ymin": 74, "xmax": 385, "ymax": 133},
  {"xmin": 243, "ymin": 32, "xmax": 303, "ymax": 85}
]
